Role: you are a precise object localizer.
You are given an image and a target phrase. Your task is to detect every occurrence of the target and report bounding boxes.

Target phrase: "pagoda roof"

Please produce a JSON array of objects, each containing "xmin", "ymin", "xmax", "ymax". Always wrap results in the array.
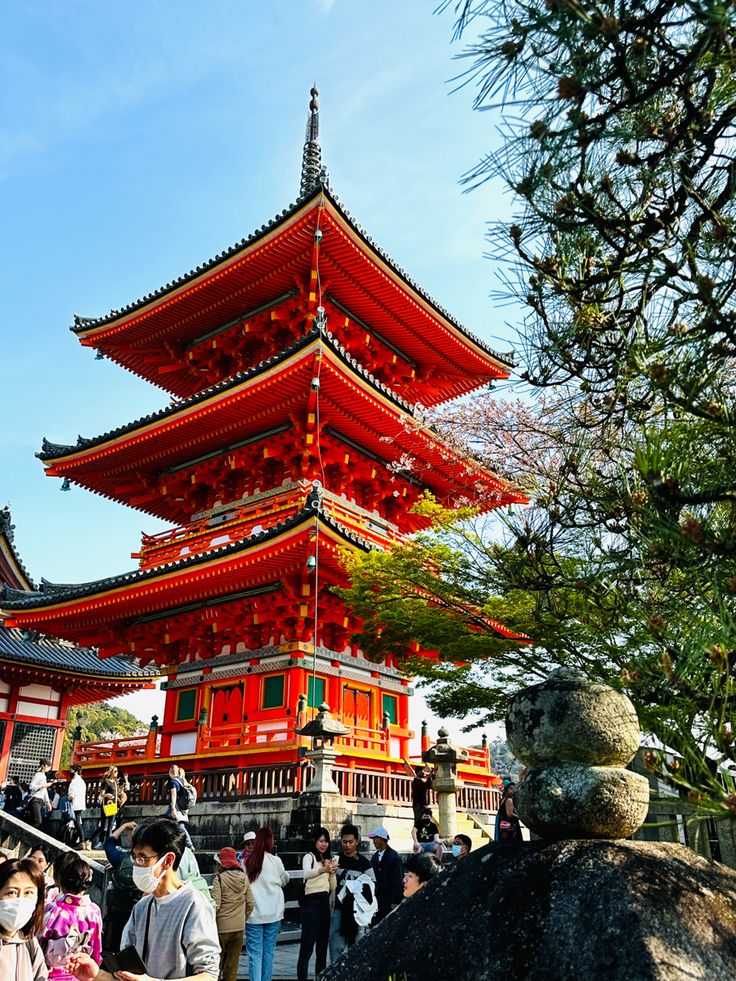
[
  {"xmin": 0, "ymin": 627, "xmax": 156, "ymax": 680},
  {"xmin": 39, "ymin": 325, "xmax": 412, "ymax": 462},
  {"xmin": 37, "ymin": 328, "xmax": 525, "ymax": 523},
  {"xmin": 0, "ymin": 507, "xmax": 34, "ymax": 592},
  {"xmin": 69, "ymin": 187, "xmax": 513, "ymax": 404},
  {"xmin": 0, "ymin": 507, "xmax": 158, "ymax": 697},
  {"xmin": 0, "ymin": 491, "xmax": 375, "ymax": 651}
]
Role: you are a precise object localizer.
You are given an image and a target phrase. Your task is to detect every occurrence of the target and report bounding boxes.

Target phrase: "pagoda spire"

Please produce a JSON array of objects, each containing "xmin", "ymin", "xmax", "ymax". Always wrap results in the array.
[{"xmin": 300, "ymin": 85, "xmax": 323, "ymax": 198}]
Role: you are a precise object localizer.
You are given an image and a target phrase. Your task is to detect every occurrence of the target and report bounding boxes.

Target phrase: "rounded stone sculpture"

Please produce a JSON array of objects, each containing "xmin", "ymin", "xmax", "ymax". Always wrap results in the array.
[
  {"xmin": 514, "ymin": 763, "xmax": 650, "ymax": 839},
  {"xmin": 506, "ymin": 666, "xmax": 640, "ymax": 767},
  {"xmin": 506, "ymin": 667, "xmax": 650, "ymax": 840}
]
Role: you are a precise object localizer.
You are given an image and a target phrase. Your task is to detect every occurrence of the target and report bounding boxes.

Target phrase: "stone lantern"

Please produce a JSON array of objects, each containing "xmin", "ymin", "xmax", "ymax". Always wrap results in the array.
[
  {"xmin": 423, "ymin": 726, "xmax": 469, "ymax": 838},
  {"xmin": 296, "ymin": 702, "xmax": 351, "ymax": 794},
  {"xmin": 507, "ymin": 667, "xmax": 650, "ymax": 839}
]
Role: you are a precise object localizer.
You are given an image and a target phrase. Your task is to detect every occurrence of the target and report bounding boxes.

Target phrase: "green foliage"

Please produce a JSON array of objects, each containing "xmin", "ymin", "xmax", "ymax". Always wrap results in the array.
[
  {"xmin": 60, "ymin": 702, "xmax": 146, "ymax": 768},
  {"xmin": 347, "ymin": 0, "xmax": 736, "ymax": 820}
]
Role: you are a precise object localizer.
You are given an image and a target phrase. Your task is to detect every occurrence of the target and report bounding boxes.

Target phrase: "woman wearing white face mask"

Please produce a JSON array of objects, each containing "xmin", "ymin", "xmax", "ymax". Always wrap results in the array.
[{"xmin": 0, "ymin": 857, "xmax": 48, "ymax": 980}]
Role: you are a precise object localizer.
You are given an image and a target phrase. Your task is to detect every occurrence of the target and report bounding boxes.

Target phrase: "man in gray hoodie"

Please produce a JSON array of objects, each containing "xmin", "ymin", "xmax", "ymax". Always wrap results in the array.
[{"xmin": 98, "ymin": 818, "xmax": 220, "ymax": 981}]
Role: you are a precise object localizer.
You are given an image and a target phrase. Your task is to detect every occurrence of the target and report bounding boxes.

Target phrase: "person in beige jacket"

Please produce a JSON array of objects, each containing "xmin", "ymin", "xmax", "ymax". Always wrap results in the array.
[{"xmin": 212, "ymin": 846, "xmax": 255, "ymax": 981}]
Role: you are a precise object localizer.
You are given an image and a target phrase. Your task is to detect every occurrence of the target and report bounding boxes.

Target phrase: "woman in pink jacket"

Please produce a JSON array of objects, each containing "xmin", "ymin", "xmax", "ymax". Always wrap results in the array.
[{"xmin": 40, "ymin": 854, "xmax": 102, "ymax": 981}]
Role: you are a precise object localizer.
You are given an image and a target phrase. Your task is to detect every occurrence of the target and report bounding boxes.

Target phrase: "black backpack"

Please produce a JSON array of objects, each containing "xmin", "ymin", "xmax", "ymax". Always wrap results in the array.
[{"xmin": 175, "ymin": 779, "xmax": 189, "ymax": 812}]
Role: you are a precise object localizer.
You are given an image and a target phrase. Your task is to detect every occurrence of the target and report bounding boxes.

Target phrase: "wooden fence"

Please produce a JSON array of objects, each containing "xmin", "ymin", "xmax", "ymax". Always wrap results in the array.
[{"xmin": 85, "ymin": 763, "xmax": 500, "ymax": 813}]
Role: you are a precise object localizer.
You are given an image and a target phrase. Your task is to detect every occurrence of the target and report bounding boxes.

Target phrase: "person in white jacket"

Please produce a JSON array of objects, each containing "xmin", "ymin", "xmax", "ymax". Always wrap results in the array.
[
  {"xmin": 67, "ymin": 764, "xmax": 87, "ymax": 847},
  {"xmin": 243, "ymin": 827, "xmax": 289, "ymax": 981}
]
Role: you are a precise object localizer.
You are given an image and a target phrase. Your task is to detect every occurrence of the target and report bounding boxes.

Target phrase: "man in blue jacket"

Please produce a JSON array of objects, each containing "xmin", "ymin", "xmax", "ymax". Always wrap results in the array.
[{"xmin": 368, "ymin": 826, "xmax": 404, "ymax": 923}]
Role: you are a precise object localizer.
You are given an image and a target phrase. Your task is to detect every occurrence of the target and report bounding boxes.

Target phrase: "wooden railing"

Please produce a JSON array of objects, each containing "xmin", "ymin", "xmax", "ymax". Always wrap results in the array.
[
  {"xmin": 72, "ymin": 717, "xmax": 396, "ymax": 766},
  {"xmin": 198, "ymin": 719, "xmax": 295, "ymax": 752},
  {"xmin": 134, "ymin": 488, "xmax": 304, "ymax": 569},
  {"xmin": 335, "ymin": 723, "xmax": 390, "ymax": 754},
  {"xmin": 83, "ymin": 763, "xmax": 307, "ymax": 807},
  {"xmin": 81, "ymin": 763, "xmax": 500, "ymax": 813},
  {"xmin": 72, "ymin": 730, "xmax": 160, "ymax": 766}
]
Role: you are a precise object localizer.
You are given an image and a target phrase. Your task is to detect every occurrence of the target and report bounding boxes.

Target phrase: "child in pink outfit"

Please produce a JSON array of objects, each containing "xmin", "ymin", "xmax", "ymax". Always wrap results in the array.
[{"xmin": 40, "ymin": 853, "xmax": 102, "ymax": 981}]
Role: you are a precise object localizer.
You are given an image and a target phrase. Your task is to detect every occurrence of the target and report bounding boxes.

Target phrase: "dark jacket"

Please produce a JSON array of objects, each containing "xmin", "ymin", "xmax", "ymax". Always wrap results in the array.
[{"xmin": 370, "ymin": 845, "xmax": 404, "ymax": 920}]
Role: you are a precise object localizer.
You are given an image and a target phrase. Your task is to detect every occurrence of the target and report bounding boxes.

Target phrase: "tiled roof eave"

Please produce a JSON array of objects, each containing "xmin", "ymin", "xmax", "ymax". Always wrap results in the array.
[
  {"xmin": 37, "ymin": 327, "xmax": 415, "ymax": 464},
  {"xmin": 0, "ymin": 508, "xmax": 35, "ymax": 590},
  {"xmin": 321, "ymin": 188, "xmax": 515, "ymax": 370},
  {"xmin": 70, "ymin": 187, "xmax": 324, "ymax": 334},
  {"xmin": 69, "ymin": 182, "xmax": 515, "ymax": 370},
  {"xmin": 0, "ymin": 627, "xmax": 158, "ymax": 678},
  {"xmin": 0, "ymin": 496, "xmax": 373, "ymax": 612}
]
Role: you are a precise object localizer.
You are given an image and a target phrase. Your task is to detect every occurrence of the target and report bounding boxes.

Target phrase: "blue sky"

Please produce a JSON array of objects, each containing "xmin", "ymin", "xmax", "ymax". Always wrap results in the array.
[{"xmin": 1, "ymin": 1, "xmax": 513, "ymax": 739}]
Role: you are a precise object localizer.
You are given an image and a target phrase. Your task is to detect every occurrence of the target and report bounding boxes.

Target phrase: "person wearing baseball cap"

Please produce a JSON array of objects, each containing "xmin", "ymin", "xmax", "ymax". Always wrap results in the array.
[
  {"xmin": 368, "ymin": 826, "xmax": 403, "ymax": 923},
  {"xmin": 238, "ymin": 831, "xmax": 256, "ymax": 869}
]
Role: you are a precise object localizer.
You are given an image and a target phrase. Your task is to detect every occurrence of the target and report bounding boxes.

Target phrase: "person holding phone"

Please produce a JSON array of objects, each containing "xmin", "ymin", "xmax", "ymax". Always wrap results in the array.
[
  {"xmin": 75, "ymin": 818, "xmax": 220, "ymax": 981},
  {"xmin": 96, "ymin": 818, "xmax": 219, "ymax": 981},
  {"xmin": 27, "ymin": 761, "xmax": 57, "ymax": 831},
  {"xmin": 296, "ymin": 827, "xmax": 336, "ymax": 981}
]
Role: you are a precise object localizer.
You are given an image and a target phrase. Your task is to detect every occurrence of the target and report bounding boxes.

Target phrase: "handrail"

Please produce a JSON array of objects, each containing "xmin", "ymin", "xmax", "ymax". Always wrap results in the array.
[
  {"xmin": 0, "ymin": 811, "xmax": 109, "ymax": 912},
  {"xmin": 136, "ymin": 488, "xmax": 305, "ymax": 567}
]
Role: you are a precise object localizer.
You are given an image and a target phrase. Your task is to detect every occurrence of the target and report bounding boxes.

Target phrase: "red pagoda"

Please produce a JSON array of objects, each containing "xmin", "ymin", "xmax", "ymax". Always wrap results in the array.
[{"xmin": 1, "ymin": 90, "xmax": 526, "ymax": 791}]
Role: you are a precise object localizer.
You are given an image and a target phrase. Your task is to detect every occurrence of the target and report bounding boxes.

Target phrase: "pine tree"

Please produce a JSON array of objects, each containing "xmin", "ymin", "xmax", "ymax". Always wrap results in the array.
[{"xmin": 346, "ymin": 0, "xmax": 736, "ymax": 820}]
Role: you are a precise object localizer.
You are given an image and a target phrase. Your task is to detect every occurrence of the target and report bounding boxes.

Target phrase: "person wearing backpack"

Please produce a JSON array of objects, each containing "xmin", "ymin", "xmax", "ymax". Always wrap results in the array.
[
  {"xmin": 101, "ymin": 820, "xmax": 142, "ymax": 952},
  {"xmin": 212, "ymin": 847, "xmax": 254, "ymax": 981},
  {"xmin": 178, "ymin": 768, "xmax": 198, "ymax": 811},
  {"xmin": 165, "ymin": 765, "xmax": 193, "ymax": 849}
]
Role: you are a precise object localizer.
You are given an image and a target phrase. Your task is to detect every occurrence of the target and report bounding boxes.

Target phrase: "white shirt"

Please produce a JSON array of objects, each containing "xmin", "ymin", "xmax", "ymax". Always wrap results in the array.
[
  {"xmin": 248, "ymin": 852, "xmax": 289, "ymax": 925},
  {"xmin": 29, "ymin": 771, "xmax": 50, "ymax": 805},
  {"xmin": 68, "ymin": 774, "xmax": 87, "ymax": 811}
]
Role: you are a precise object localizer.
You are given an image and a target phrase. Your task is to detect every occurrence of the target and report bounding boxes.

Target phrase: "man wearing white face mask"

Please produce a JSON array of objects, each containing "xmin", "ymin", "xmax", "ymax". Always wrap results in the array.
[{"xmin": 95, "ymin": 818, "xmax": 220, "ymax": 981}]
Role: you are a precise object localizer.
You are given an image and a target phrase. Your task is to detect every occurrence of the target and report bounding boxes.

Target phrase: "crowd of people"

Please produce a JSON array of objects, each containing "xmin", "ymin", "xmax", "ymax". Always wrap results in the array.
[
  {"xmin": 0, "ymin": 759, "xmax": 523, "ymax": 981},
  {"xmin": 0, "ymin": 761, "xmax": 133, "ymax": 851}
]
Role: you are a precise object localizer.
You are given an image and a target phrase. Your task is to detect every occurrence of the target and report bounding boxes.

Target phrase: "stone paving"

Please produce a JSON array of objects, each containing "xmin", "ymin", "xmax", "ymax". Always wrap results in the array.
[{"xmin": 238, "ymin": 942, "xmax": 300, "ymax": 980}]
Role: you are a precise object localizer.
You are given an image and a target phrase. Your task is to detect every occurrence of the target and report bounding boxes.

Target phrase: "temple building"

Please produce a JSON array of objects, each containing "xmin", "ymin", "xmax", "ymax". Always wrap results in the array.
[
  {"xmin": 0, "ymin": 507, "xmax": 157, "ymax": 783},
  {"xmin": 1, "ymin": 90, "xmax": 526, "ymax": 793}
]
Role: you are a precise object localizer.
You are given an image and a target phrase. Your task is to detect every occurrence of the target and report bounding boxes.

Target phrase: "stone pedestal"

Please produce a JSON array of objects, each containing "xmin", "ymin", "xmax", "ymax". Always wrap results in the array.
[
  {"xmin": 432, "ymin": 775, "xmax": 461, "ymax": 838},
  {"xmin": 507, "ymin": 667, "xmax": 649, "ymax": 840},
  {"xmin": 290, "ymin": 790, "xmax": 351, "ymax": 830},
  {"xmin": 303, "ymin": 745, "xmax": 341, "ymax": 793}
]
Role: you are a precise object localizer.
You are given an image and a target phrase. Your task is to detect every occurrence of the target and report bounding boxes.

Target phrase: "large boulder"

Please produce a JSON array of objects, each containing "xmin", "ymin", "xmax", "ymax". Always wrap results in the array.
[{"xmin": 320, "ymin": 839, "xmax": 736, "ymax": 981}]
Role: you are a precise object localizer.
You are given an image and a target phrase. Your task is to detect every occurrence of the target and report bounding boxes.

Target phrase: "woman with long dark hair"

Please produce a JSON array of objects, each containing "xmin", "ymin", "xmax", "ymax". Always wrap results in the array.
[
  {"xmin": 296, "ymin": 827, "xmax": 336, "ymax": 981},
  {"xmin": 0, "ymin": 857, "xmax": 47, "ymax": 979},
  {"xmin": 91, "ymin": 766, "xmax": 118, "ymax": 847},
  {"xmin": 244, "ymin": 827, "xmax": 289, "ymax": 981}
]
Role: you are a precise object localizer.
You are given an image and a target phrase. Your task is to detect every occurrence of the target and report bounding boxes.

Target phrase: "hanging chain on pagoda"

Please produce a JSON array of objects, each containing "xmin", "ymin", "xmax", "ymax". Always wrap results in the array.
[{"xmin": 310, "ymin": 483, "xmax": 322, "ymax": 720}]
